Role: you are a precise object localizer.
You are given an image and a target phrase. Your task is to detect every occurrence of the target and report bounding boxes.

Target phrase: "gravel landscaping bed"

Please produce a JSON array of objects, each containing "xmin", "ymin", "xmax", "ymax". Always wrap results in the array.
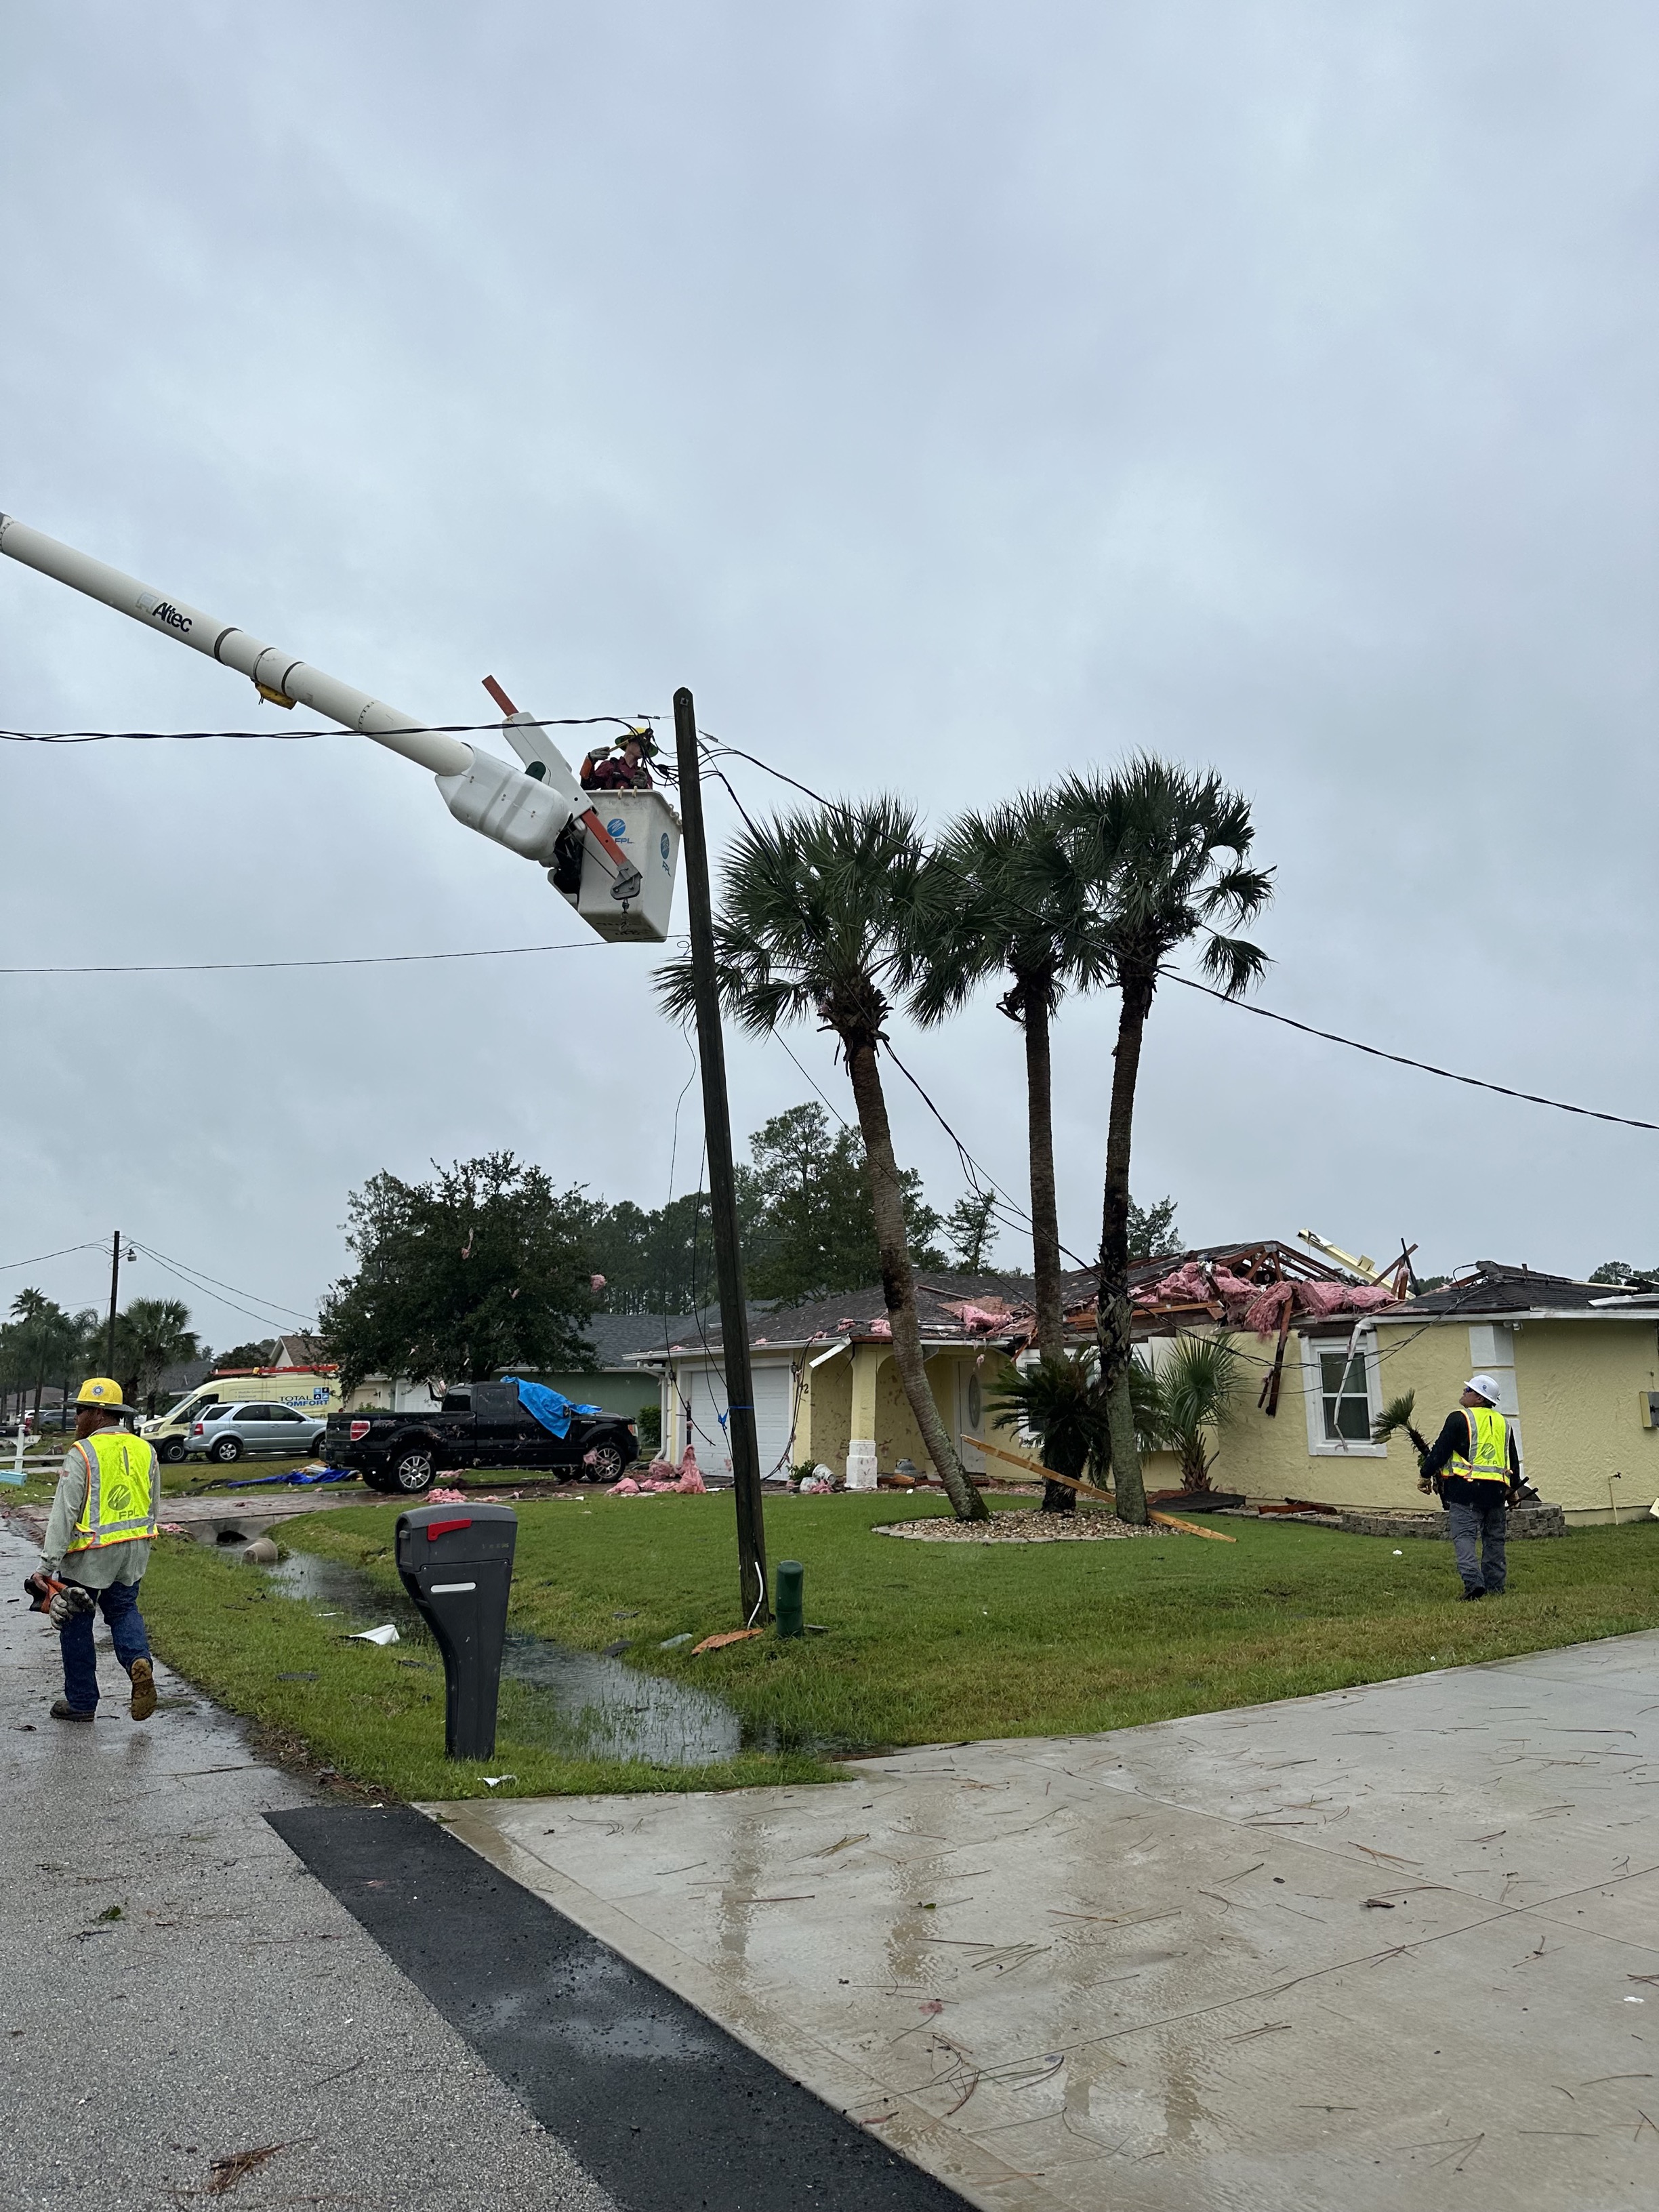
[{"xmin": 874, "ymin": 1513, "xmax": 1165, "ymax": 1542}]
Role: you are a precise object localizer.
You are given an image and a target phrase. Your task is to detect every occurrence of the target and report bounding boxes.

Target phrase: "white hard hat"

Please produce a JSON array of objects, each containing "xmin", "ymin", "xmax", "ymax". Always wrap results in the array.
[{"xmin": 1464, "ymin": 1374, "xmax": 1502, "ymax": 1404}]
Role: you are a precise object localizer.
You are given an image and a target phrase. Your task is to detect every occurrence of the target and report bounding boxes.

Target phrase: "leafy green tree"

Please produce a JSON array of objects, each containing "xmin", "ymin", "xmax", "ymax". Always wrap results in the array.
[
  {"xmin": 1055, "ymin": 760, "xmax": 1272, "ymax": 1525},
  {"xmin": 584, "ymin": 1192, "xmax": 720, "ymax": 1315},
  {"xmin": 739, "ymin": 1103, "xmax": 943, "ymax": 1305},
  {"xmin": 1128, "ymin": 1194, "xmax": 1182, "ymax": 1262},
  {"xmin": 657, "ymin": 799, "xmax": 988, "ymax": 1521},
  {"xmin": 216, "ymin": 1338, "xmax": 279, "ymax": 1370},
  {"xmin": 112, "ymin": 1298, "xmax": 201, "ymax": 1413},
  {"xmin": 1589, "ymin": 1261, "xmax": 1658, "ymax": 1286},
  {"xmin": 911, "ymin": 795, "xmax": 1109, "ymax": 1365},
  {"xmin": 319, "ymin": 1152, "xmax": 596, "ymax": 1394},
  {"xmin": 944, "ymin": 1189, "xmax": 1000, "ymax": 1273}
]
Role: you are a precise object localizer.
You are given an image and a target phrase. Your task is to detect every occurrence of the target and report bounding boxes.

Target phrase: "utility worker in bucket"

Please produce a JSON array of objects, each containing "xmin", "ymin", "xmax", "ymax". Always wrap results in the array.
[
  {"xmin": 1418, "ymin": 1373, "xmax": 1521, "ymax": 1602},
  {"xmin": 34, "ymin": 1378, "xmax": 159, "ymax": 1722},
  {"xmin": 579, "ymin": 726, "xmax": 657, "ymax": 792}
]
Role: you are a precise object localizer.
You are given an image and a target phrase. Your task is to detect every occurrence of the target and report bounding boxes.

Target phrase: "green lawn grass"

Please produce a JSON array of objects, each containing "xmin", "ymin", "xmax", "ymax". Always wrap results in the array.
[{"xmin": 136, "ymin": 1492, "xmax": 1659, "ymax": 1803}]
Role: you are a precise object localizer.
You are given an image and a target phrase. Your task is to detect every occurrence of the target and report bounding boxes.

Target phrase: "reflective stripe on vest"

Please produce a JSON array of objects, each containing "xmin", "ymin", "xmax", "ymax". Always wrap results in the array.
[
  {"xmin": 66, "ymin": 1429, "xmax": 159, "ymax": 1552},
  {"xmin": 1449, "ymin": 1404, "xmax": 1509, "ymax": 1484}
]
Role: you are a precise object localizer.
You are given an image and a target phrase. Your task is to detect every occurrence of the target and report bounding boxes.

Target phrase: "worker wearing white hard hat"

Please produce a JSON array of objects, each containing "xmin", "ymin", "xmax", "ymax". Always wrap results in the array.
[
  {"xmin": 30, "ymin": 1377, "xmax": 159, "ymax": 1723},
  {"xmin": 1418, "ymin": 1373, "xmax": 1523, "ymax": 1600}
]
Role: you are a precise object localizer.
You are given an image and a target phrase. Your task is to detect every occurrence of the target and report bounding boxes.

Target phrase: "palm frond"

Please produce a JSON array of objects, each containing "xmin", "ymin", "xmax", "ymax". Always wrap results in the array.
[{"xmin": 1371, "ymin": 1390, "xmax": 1431, "ymax": 1457}]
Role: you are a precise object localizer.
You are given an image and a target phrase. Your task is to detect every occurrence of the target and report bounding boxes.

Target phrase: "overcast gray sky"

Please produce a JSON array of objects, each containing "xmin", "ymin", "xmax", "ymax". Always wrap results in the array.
[{"xmin": 3, "ymin": 2, "xmax": 1655, "ymax": 1347}]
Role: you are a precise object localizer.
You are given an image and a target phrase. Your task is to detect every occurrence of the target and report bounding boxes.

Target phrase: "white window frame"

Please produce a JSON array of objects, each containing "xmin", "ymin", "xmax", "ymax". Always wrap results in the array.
[{"xmin": 1300, "ymin": 1328, "xmax": 1386, "ymax": 1458}]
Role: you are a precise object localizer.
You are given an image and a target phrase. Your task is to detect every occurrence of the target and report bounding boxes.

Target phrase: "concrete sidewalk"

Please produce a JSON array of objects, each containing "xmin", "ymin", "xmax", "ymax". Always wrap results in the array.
[
  {"xmin": 442, "ymin": 1632, "xmax": 1659, "ymax": 2212},
  {"xmin": 0, "ymin": 1523, "xmax": 619, "ymax": 2212}
]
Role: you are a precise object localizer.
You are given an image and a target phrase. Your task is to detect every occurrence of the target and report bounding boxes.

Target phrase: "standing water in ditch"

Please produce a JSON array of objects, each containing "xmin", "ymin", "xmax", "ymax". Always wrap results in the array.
[{"xmin": 264, "ymin": 1548, "xmax": 762, "ymax": 1765}]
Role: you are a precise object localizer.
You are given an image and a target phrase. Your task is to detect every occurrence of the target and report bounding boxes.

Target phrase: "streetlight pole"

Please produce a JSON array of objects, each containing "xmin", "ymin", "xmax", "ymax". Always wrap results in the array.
[{"xmin": 672, "ymin": 687, "xmax": 769, "ymax": 1627}]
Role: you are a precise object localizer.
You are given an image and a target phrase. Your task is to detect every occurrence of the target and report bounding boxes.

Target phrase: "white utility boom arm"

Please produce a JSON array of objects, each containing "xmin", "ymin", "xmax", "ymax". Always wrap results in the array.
[{"xmin": 0, "ymin": 513, "xmax": 676, "ymax": 940}]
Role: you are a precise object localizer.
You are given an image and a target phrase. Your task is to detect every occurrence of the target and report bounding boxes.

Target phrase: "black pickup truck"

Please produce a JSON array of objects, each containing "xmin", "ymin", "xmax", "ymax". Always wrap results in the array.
[{"xmin": 323, "ymin": 1382, "xmax": 638, "ymax": 1496}]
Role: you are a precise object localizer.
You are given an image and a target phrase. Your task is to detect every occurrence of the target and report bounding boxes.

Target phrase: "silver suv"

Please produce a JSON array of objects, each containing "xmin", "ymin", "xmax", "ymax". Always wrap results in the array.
[{"xmin": 185, "ymin": 1400, "xmax": 329, "ymax": 1465}]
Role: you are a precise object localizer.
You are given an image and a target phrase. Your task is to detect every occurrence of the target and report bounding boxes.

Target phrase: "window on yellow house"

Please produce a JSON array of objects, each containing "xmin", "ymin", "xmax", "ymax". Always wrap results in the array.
[{"xmin": 1319, "ymin": 1351, "xmax": 1372, "ymax": 1443}]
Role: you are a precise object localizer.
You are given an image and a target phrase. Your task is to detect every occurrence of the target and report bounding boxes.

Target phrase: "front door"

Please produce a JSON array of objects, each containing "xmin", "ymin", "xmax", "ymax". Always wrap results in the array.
[{"xmin": 956, "ymin": 1362, "xmax": 988, "ymax": 1475}]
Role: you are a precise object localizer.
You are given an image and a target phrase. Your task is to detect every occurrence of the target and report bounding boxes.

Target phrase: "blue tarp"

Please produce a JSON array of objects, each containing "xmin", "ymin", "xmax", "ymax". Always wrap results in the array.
[
  {"xmin": 225, "ymin": 1465, "xmax": 361, "ymax": 1489},
  {"xmin": 504, "ymin": 1376, "xmax": 602, "ymax": 1440}
]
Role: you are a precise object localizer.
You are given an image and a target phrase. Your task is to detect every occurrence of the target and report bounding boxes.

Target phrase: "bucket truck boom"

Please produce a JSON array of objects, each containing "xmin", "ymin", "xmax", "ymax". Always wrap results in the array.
[{"xmin": 0, "ymin": 513, "xmax": 678, "ymax": 942}]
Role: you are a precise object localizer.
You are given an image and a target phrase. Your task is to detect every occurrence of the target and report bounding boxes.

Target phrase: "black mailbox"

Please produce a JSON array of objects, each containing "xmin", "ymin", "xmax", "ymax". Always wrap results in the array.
[{"xmin": 395, "ymin": 1501, "xmax": 517, "ymax": 1760}]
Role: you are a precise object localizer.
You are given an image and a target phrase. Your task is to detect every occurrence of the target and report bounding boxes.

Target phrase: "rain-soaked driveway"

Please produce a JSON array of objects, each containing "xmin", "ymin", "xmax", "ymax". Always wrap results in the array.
[{"xmin": 436, "ymin": 1630, "xmax": 1659, "ymax": 2212}]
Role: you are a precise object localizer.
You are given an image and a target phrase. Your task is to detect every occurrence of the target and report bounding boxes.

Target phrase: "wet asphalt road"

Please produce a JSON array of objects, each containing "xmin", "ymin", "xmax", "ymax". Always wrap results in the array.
[
  {"xmin": 0, "ymin": 1521, "xmax": 619, "ymax": 2212},
  {"xmin": 0, "ymin": 1521, "xmax": 969, "ymax": 2212}
]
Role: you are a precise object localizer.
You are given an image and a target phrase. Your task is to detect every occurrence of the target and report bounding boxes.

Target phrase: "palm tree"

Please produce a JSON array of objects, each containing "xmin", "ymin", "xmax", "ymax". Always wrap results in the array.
[
  {"xmin": 1054, "ymin": 759, "xmax": 1272, "ymax": 1525},
  {"xmin": 909, "ymin": 795, "xmax": 1111, "ymax": 1511},
  {"xmin": 112, "ymin": 1297, "xmax": 201, "ymax": 1416},
  {"xmin": 8, "ymin": 1288, "xmax": 73, "ymax": 1426},
  {"xmin": 988, "ymin": 1345, "xmax": 1165, "ymax": 1496},
  {"xmin": 657, "ymin": 798, "xmax": 989, "ymax": 1521},
  {"xmin": 1146, "ymin": 1333, "xmax": 1244, "ymax": 1491},
  {"xmin": 912, "ymin": 796, "xmax": 1109, "ymax": 1358}
]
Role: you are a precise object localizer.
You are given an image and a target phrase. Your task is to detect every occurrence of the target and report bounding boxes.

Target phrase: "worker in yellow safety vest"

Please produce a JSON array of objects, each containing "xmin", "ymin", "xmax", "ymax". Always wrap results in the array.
[
  {"xmin": 1418, "ymin": 1372, "xmax": 1522, "ymax": 1601},
  {"xmin": 35, "ymin": 1378, "xmax": 159, "ymax": 1722}
]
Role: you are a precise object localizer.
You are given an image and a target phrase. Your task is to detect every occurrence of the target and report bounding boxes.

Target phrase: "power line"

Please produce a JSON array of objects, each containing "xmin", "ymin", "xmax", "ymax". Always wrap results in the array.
[
  {"xmin": 0, "ymin": 715, "xmax": 655, "ymax": 743},
  {"xmin": 1169, "ymin": 975, "xmax": 1659, "ymax": 1135},
  {"xmin": 129, "ymin": 1241, "xmax": 318, "ymax": 1328},
  {"xmin": 0, "ymin": 1240, "xmax": 109, "ymax": 1277},
  {"xmin": 13, "ymin": 710, "xmax": 1654, "ymax": 1139},
  {"xmin": 701, "ymin": 743, "xmax": 1659, "ymax": 1143},
  {"xmin": 0, "ymin": 940, "xmax": 616, "ymax": 978}
]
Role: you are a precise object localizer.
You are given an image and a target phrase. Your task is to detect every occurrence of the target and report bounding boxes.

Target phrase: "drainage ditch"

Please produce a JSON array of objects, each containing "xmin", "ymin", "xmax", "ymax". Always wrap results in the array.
[{"xmin": 264, "ymin": 1548, "xmax": 773, "ymax": 1766}]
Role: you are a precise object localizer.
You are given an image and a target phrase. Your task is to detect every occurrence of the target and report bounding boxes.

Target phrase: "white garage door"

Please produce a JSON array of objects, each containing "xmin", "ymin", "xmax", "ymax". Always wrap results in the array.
[{"xmin": 680, "ymin": 1361, "xmax": 796, "ymax": 1479}]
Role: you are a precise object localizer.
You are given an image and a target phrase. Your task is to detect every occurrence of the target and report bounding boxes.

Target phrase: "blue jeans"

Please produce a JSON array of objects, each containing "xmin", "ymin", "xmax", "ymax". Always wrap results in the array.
[{"xmin": 59, "ymin": 1578, "xmax": 150, "ymax": 1713}]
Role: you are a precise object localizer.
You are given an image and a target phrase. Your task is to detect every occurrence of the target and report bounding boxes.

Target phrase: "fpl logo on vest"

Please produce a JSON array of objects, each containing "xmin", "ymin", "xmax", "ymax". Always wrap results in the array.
[{"xmin": 135, "ymin": 591, "xmax": 192, "ymax": 634}]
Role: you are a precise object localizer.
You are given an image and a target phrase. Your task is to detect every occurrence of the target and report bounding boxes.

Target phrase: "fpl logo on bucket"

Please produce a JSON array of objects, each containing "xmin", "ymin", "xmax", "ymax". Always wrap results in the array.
[{"xmin": 606, "ymin": 817, "xmax": 628, "ymax": 840}]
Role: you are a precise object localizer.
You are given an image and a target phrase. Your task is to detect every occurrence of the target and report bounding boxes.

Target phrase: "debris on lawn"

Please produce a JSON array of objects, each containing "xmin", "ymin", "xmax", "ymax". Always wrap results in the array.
[
  {"xmin": 693, "ymin": 1627, "xmax": 766, "ymax": 1655},
  {"xmin": 610, "ymin": 1445, "xmax": 708, "ymax": 1497},
  {"xmin": 1148, "ymin": 1511, "xmax": 1238, "ymax": 1543},
  {"xmin": 346, "ymin": 1623, "xmax": 399, "ymax": 1645}
]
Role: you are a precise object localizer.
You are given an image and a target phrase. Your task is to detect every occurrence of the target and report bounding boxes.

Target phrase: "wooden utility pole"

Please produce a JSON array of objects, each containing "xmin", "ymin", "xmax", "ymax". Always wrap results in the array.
[
  {"xmin": 672, "ymin": 687, "xmax": 769, "ymax": 1626},
  {"xmin": 105, "ymin": 1229, "xmax": 121, "ymax": 1376}
]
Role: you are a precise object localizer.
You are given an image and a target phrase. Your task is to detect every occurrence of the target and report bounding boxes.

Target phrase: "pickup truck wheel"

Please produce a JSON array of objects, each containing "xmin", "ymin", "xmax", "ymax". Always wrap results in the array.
[
  {"xmin": 210, "ymin": 1437, "xmax": 243, "ymax": 1464},
  {"xmin": 159, "ymin": 1439, "xmax": 186, "ymax": 1465},
  {"xmin": 389, "ymin": 1446, "xmax": 436, "ymax": 1495},
  {"xmin": 584, "ymin": 1441, "xmax": 626, "ymax": 1486}
]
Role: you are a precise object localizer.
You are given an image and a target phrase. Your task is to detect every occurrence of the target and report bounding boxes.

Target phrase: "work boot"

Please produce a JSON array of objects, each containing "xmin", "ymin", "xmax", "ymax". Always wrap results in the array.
[
  {"xmin": 49, "ymin": 1698, "xmax": 94, "ymax": 1723},
  {"xmin": 1458, "ymin": 1587, "xmax": 1486, "ymax": 1602},
  {"xmin": 129, "ymin": 1658, "xmax": 157, "ymax": 1723}
]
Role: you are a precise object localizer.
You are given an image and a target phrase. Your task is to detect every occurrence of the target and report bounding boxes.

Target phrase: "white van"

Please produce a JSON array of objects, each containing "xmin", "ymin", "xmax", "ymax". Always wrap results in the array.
[{"xmin": 144, "ymin": 1368, "xmax": 340, "ymax": 1462}]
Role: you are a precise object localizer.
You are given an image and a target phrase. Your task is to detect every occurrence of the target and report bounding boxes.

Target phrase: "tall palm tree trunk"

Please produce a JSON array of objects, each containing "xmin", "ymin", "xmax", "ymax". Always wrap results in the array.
[
  {"xmin": 845, "ymin": 1039, "xmax": 989, "ymax": 1522},
  {"xmin": 1019, "ymin": 982, "xmax": 1076, "ymax": 1515},
  {"xmin": 1097, "ymin": 976, "xmax": 1153, "ymax": 1525},
  {"xmin": 1023, "ymin": 984, "xmax": 1064, "ymax": 1359}
]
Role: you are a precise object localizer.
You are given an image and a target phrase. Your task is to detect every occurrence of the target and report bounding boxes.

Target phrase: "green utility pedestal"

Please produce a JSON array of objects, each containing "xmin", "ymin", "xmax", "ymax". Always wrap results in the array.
[{"xmin": 775, "ymin": 1559, "xmax": 804, "ymax": 1638}]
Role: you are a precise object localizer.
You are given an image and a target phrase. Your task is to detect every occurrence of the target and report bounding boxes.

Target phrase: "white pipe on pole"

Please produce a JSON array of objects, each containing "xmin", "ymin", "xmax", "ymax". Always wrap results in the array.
[{"xmin": 0, "ymin": 513, "xmax": 473, "ymax": 779}]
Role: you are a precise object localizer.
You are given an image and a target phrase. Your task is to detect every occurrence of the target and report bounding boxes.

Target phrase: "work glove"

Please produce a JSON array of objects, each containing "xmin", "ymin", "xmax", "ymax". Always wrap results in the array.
[{"xmin": 48, "ymin": 1585, "xmax": 96, "ymax": 1628}]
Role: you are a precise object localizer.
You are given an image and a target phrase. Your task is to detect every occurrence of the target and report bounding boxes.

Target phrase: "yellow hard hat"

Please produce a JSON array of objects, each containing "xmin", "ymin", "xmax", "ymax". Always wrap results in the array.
[{"xmin": 75, "ymin": 1376, "xmax": 129, "ymax": 1410}]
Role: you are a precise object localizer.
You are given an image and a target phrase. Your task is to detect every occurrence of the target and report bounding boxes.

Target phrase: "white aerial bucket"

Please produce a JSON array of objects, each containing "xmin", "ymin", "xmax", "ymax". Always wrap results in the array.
[{"xmin": 577, "ymin": 790, "xmax": 681, "ymax": 943}]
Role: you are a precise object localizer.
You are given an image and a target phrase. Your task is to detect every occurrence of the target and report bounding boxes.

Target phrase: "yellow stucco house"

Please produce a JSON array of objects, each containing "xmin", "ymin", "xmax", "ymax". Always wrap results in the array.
[{"xmin": 640, "ymin": 1252, "xmax": 1659, "ymax": 1525}]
